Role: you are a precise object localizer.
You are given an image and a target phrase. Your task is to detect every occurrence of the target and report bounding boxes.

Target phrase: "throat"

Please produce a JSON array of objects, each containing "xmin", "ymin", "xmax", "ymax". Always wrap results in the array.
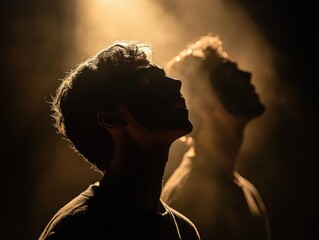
[{"xmin": 100, "ymin": 165, "xmax": 165, "ymax": 213}]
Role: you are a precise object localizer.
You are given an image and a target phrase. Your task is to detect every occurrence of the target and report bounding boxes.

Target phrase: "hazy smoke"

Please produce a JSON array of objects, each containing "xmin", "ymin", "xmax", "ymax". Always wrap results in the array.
[{"xmin": 24, "ymin": 0, "xmax": 307, "ymax": 239}]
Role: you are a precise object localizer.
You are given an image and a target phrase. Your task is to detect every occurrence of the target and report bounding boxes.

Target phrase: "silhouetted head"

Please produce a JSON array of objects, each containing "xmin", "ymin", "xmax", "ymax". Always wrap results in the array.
[
  {"xmin": 210, "ymin": 60, "xmax": 265, "ymax": 117},
  {"xmin": 166, "ymin": 34, "xmax": 265, "ymax": 135},
  {"xmin": 51, "ymin": 41, "xmax": 192, "ymax": 174}
]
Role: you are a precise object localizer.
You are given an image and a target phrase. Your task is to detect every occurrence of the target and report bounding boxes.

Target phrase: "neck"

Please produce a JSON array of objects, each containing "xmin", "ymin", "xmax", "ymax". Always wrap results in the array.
[
  {"xmin": 100, "ymin": 140, "xmax": 170, "ymax": 213},
  {"xmin": 194, "ymin": 112, "xmax": 248, "ymax": 175}
]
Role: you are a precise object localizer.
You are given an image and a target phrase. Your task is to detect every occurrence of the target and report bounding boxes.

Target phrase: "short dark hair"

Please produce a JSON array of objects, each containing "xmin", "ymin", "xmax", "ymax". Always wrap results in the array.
[{"xmin": 51, "ymin": 41, "xmax": 152, "ymax": 174}]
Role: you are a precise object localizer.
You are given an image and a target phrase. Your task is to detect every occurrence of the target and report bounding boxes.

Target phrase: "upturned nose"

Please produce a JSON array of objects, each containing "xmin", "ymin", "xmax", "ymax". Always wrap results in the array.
[
  {"xmin": 240, "ymin": 70, "xmax": 251, "ymax": 80},
  {"xmin": 168, "ymin": 76, "xmax": 182, "ymax": 90}
]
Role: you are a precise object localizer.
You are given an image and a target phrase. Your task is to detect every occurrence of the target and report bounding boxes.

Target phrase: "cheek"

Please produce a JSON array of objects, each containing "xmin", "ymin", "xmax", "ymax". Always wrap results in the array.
[
  {"xmin": 130, "ymin": 86, "xmax": 176, "ymax": 110},
  {"xmin": 127, "ymin": 93, "xmax": 163, "ymax": 111},
  {"xmin": 124, "ymin": 90, "xmax": 166, "ymax": 127}
]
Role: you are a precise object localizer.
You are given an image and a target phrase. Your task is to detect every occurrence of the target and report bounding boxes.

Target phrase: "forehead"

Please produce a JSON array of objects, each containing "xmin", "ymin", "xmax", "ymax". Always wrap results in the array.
[
  {"xmin": 123, "ymin": 59, "xmax": 165, "ymax": 75},
  {"xmin": 215, "ymin": 60, "xmax": 237, "ymax": 72},
  {"xmin": 116, "ymin": 62, "xmax": 166, "ymax": 92},
  {"xmin": 135, "ymin": 65, "xmax": 166, "ymax": 77}
]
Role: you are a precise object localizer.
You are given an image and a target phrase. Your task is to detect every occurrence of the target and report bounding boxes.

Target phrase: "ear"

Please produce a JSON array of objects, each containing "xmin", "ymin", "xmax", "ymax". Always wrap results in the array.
[{"xmin": 97, "ymin": 111, "xmax": 127, "ymax": 128}]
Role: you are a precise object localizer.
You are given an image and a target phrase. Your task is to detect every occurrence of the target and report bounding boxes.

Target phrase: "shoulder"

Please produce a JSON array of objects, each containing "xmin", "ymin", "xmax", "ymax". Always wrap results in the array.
[
  {"xmin": 38, "ymin": 185, "xmax": 96, "ymax": 240},
  {"xmin": 164, "ymin": 203, "xmax": 201, "ymax": 240},
  {"xmin": 234, "ymin": 172, "xmax": 268, "ymax": 216},
  {"xmin": 161, "ymin": 153, "xmax": 194, "ymax": 205}
]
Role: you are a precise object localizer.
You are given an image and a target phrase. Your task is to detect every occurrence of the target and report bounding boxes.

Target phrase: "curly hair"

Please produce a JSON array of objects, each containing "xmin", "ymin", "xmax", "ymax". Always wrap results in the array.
[{"xmin": 166, "ymin": 34, "xmax": 229, "ymax": 98}]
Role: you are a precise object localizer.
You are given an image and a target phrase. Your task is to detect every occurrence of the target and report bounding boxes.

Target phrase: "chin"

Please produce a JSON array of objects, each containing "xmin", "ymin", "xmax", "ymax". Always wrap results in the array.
[
  {"xmin": 162, "ymin": 120, "xmax": 193, "ymax": 138},
  {"xmin": 171, "ymin": 128, "xmax": 193, "ymax": 142},
  {"xmin": 235, "ymin": 104, "xmax": 266, "ymax": 118},
  {"xmin": 174, "ymin": 121, "xmax": 193, "ymax": 138}
]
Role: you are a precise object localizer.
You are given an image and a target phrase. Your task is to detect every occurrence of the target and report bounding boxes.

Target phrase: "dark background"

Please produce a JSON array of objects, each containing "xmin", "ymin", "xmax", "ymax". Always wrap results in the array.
[{"xmin": 2, "ymin": 0, "xmax": 318, "ymax": 239}]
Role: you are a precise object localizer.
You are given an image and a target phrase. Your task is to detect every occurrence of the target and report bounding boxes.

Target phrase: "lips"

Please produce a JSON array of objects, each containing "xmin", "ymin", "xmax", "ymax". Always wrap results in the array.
[{"xmin": 173, "ymin": 96, "xmax": 187, "ymax": 108}]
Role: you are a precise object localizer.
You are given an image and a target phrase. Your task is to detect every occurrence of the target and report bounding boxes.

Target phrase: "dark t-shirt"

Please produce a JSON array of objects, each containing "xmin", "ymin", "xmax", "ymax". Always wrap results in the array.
[{"xmin": 39, "ymin": 183, "xmax": 200, "ymax": 240}]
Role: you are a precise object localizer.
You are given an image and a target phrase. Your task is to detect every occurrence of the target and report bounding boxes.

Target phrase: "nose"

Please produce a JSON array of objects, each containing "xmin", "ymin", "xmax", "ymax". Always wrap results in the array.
[
  {"xmin": 238, "ymin": 70, "xmax": 252, "ymax": 81},
  {"xmin": 167, "ymin": 76, "xmax": 182, "ymax": 90}
]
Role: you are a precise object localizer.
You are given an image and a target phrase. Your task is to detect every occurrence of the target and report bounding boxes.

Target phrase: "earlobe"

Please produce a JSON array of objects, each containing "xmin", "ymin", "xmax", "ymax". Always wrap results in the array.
[{"xmin": 97, "ymin": 111, "xmax": 127, "ymax": 128}]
